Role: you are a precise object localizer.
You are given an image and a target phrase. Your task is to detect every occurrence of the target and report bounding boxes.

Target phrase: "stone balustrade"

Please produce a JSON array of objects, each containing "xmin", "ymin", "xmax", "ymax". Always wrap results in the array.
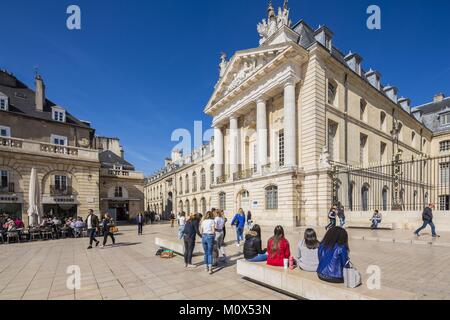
[{"xmin": 0, "ymin": 136, "xmax": 98, "ymax": 162}]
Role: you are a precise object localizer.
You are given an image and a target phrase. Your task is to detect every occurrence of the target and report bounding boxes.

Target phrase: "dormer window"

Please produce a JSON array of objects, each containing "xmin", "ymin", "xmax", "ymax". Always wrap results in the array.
[
  {"xmin": 52, "ymin": 106, "xmax": 66, "ymax": 123},
  {"xmin": 440, "ymin": 112, "xmax": 450, "ymax": 126},
  {"xmin": 0, "ymin": 93, "xmax": 8, "ymax": 111}
]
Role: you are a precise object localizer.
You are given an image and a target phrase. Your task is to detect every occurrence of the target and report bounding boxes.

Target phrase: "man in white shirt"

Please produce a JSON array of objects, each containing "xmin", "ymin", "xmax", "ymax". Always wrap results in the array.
[{"xmin": 86, "ymin": 209, "xmax": 100, "ymax": 249}]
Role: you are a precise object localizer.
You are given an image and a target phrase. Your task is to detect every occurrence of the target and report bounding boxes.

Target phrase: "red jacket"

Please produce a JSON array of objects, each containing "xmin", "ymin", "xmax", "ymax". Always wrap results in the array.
[{"xmin": 267, "ymin": 237, "xmax": 291, "ymax": 267}]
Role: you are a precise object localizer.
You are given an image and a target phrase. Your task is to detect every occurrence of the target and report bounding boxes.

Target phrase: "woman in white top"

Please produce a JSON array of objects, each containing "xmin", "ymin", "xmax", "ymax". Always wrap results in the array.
[
  {"xmin": 201, "ymin": 211, "xmax": 216, "ymax": 274},
  {"xmin": 178, "ymin": 212, "xmax": 186, "ymax": 239},
  {"xmin": 214, "ymin": 210, "xmax": 226, "ymax": 258},
  {"xmin": 297, "ymin": 228, "xmax": 320, "ymax": 272}
]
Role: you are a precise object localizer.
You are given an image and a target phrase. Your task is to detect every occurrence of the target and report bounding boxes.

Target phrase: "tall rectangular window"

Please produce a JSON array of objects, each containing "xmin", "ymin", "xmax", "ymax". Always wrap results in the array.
[
  {"xmin": 278, "ymin": 131, "xmax": 285, "ymax": 167},
  {"xmin": 0, "ymin": 98, "xmax": 7, "ymax": 110},
  {"xmin": 439, "ymin": 195, "xmax": 450, "ymax": 211},
  {"xmin": 328, "ymin": 121, "xmax": 338, "ymax": 161},
  {"xmin": 360, "ymin": 134, "xmax": 368, "ymax": 164},
  {"xmin": 1, "ymin": 170, "xmax": 8, "ymax": 188},
  {"xmin": 54, "ymin": 175, "xmax": 67, "ymax": 191},
  {"xmin": 440, "ymin": 163, "xmax": 450, "ymax": 185}
]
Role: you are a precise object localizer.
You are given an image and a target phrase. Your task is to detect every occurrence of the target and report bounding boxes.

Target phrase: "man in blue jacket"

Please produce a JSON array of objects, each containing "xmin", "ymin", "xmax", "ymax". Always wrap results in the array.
[
  {"xmin": 231, "ymin": 208, "xmax": 246, "ymax": 246},
  {"xmin": 414, "ymin": 203, "xmax": 440, "ymax": 238}
]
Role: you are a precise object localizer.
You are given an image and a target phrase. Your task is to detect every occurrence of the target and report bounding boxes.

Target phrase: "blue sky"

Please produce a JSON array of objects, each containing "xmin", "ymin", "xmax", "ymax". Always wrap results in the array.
[{"xmin": 1, "ymin": 0, "xmax": 449, "ymax": 175}]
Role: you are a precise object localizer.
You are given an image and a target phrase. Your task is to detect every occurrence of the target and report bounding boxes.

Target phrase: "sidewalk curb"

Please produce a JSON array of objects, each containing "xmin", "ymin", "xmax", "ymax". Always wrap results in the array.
[{"xmin": 351, "ymin": 235, "xmax": 450, "ymax": 247}]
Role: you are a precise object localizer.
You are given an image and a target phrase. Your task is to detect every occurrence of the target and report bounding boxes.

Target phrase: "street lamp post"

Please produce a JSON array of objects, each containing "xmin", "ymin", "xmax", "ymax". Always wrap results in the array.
[{"xmin": 391, "ymin": 120, "xmax": 403, "ymax": 211}]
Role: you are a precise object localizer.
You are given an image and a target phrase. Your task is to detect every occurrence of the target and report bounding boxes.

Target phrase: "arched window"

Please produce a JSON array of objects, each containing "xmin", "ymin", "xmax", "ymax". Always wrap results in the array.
[
  {"xmin": 185, "ymin": 199, "xmax": 190, "ymax": 214},
  {"xmin": 192, "ymin": 172, "xmax": 197, "ymax": 192},
  {"xmin": 193, "ymin": 198, "xmax": 198, "ymax": 214},
  {"xmin": 382, "ymin": 186, "xmax": 388, "ymax": 211},
  {"xmin": 380, "ymin": 111, "xmax": 387, "ymax": 131},
  {"xmin": 360, "ymin": 99, "xmax": 367, "ymax": 121},
  {"xmin": 424, "ymin": 192, "xmax": 429, "ymax": 206},
  {"xmin": 265, "ymin": 185, "xmax": 278, "ymax": 210},
  {"xmin": 210, "ymin": 165, "xmax": 215, "ymax": 185},
  {"xmin": 185, "ymin": 174, "xmax": 189, "ymax": 194},
  {"xmin": 200, "ymin": 197, "xmax": 207, "ymax": 214},
  {"xmin": 178, "ymin": 200, "xmax": 183, "ymax": 212},
  {"xmin": 327, "ymin": 80, "xmax": 337, "ymax": 106},
  {"xmin": 200, "ymin": 168, "xmax": 206, "ymax": 190},
  {"xmin": 361, "ymin": 184, "xmax": 369, "ymax": 211},
  {"xmin": 397, "ymin": 122, "xmax": 403, "ymax": 141},
  {"xmin": 179, "ymin": 176, "xmax": 183, "ymax": 195},
  {"xmin": 348, "ymin": 182, "xmax": 355, "ymax": 211},
  {"xmin": 219, "ymin": 192, "xmax": 226, "ymax": 210}
]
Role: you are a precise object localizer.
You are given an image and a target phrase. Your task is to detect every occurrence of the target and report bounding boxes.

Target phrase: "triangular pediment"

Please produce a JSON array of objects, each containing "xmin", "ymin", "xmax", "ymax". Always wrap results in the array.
[{"xmin": 205, "ymin": 43, "xmax": 293, "ymax": 112}]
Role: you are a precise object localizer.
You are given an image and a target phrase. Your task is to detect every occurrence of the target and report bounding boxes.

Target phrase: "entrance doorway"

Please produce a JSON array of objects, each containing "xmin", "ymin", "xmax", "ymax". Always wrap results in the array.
[
  {"xmin": 239, "ymin": 190, "xmax": 250, "ymax": 213},
  {"xmin": 108, "ymin": 201, "xmax": 129, "ymax": 221}
]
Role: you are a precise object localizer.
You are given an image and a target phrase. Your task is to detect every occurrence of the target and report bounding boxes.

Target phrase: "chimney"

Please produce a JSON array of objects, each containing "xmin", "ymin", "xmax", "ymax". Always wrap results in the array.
[
  {"xmin": 398, "ymin": 97, "xmax": 411, "ymax": 113},
  {"xmin": 365, "ymin": 69, "xmax": 381, "ymax": 90},
  {"xmin": 314, "ymin": 25, "xmax": 334, "ymax": 51},
  {"xmin": 344, "ymin": 52, "xmax": 363, "ymax": 76},
  {"xmin": 434, "ymin": 93, "xmax": 445, "ymax": 103},
  {"xmin": 35, "ymin": 75, "xmax": 45, "ymax": 111},
  {"xmin": 120, "ymin": 146, "xmax": 125, "ymax": 159},
  {"xmin": 164, "ymin": 158, "xmax": 172, "ymax": 167},
  {"xmin": 383, "ymin": 85, "xmax": 398, "ymax": 103}
]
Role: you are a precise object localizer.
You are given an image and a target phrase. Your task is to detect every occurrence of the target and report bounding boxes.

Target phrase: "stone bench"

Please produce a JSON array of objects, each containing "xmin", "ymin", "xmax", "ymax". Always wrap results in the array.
[
  {"xmin": 347, "ymin": 222, "xmax": 395, "ymax": 230},
  {"xmin": 236, "ymin": 260, "xmax": 417, "ymax": 300},
  {"xmin": 154, "ymin": 237, "xmax": 201, "ymax": 256}
]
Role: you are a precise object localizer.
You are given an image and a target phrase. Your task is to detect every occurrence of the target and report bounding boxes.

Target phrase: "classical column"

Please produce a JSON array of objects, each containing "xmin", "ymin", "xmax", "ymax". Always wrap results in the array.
[
  {"xmin": 256, "ymin": 96, "xmax": 268, "ymax": 171},
  {"xmin": 284, "ymin": 78, "xmax": 297, "ymax": 168},
  {"xmin": 213, "ymin": 126, "xmax": 224, "ymax": 181},
  {"xmin": 229, "ymin": 115, "xmax": 239, "ymax": 177}
]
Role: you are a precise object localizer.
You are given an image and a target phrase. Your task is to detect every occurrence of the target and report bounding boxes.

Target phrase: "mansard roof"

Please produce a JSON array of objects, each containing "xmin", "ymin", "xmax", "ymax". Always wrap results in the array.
[
  {"xmin": 413, "ymin": 97, "xmax": 450, "ymax": 134},
  {"xmin": 99, "ymin": 150, "xmax": 135, "ymax": 171},
  {"xmin": 0, "ymin": 69, "xmax": 92, "ymax": 129}
]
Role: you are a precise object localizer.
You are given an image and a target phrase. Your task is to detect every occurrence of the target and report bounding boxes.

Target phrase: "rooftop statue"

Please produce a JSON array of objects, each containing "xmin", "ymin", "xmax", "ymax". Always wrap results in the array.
[{"xmin": 257, "ymin": 0, "xmax": 292, "ymax": 45}]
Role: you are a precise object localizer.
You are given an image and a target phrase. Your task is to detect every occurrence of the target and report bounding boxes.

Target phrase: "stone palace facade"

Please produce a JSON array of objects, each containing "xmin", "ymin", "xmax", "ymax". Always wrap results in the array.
[{"xmin": 144, "ymin": 1, "xmax": 450, "ymax": 228}]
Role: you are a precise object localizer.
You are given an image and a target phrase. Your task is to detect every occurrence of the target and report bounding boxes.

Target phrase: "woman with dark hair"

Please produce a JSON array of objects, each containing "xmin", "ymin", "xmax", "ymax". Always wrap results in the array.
[
  {"xmin": 244, "ymin": 224, "xmax": 267, "ymax": 262},
  {"xmin": 183, "ymin": 213, "xmax": 202, "ymax": 268},
  {"xmin": 317, "ymin": 227, "xmax": 350, "ymax": 283},
  {"xmin": 266, "ymin": 226, "xmax": 290, "ymax": 267},
  {"xmin": 297, "ymin": 228, "xmax": 320, "ymax": 272}
]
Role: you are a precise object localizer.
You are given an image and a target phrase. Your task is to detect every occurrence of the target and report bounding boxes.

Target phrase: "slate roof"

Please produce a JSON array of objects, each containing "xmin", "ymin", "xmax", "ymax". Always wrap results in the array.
[
  {"xmin": 412, "ymin": 97, "xmax": 450, "ymax": 134},
  {"xmin": 0, "ymin": 70, "xmax": 92, "ymax": 129},
  {"xmin": 99, "ymin": 150, "xmax": 135, "ymax": 171}
]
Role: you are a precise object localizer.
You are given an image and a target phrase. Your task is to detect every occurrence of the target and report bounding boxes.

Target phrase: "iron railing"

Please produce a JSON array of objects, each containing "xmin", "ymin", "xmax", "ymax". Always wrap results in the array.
[
  {"xmin": 0, "ymin": 183, "xmax": 14, "ymax": 193},
  {"xmin": 331, "ymin": 154, "xmax": 450, "ymax": 212}
]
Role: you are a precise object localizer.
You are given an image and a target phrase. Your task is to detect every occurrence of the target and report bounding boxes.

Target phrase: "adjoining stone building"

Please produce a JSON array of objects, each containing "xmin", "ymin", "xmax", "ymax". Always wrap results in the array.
[
  {"xmin": 144, "ymin": 2, "xmax": 449, "ymax": 229},
  {"xmin": 0, "ymin": 70, "xmax": 144, "ymax": 222}
]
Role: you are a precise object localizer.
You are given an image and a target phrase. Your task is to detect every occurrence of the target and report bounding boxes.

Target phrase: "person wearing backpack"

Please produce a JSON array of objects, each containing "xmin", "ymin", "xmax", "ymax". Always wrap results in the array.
[{"xmin": 414, "ymin": 204, "xmax": 440, "ymax": 238}]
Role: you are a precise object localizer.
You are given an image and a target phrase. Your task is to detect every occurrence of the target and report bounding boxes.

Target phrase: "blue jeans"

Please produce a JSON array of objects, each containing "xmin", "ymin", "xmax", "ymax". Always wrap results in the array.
[
  {"xmin": 339, "ymin": 217, "xmax": 346, "ymax": 227},
  {"xmin": 202, "ymin": 234, "xmax": 215, "ymax": 266},
  {"xmin": 236, "ymin": 227, "xmax": 244, "ymax": 244},
  {"xmin": 415, "ymin": 221, "xmax": 437, "ymax": 236},
  {"xmin": 247, "ymin": 253, "xmax": 268, "ymax": 262}
]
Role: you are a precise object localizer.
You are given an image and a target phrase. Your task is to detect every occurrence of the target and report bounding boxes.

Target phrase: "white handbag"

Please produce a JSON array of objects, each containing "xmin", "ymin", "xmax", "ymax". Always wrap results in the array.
[{"xmin": 343, "ymin": 260, "xmax": 362, "ymax": 288}]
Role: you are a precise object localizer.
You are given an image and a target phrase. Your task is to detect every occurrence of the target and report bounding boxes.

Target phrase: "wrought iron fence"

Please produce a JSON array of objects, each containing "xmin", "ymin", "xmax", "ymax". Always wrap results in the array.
[{"xmin": 331, "ymin": 154, "xmax": 450, "ymax": 212}]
